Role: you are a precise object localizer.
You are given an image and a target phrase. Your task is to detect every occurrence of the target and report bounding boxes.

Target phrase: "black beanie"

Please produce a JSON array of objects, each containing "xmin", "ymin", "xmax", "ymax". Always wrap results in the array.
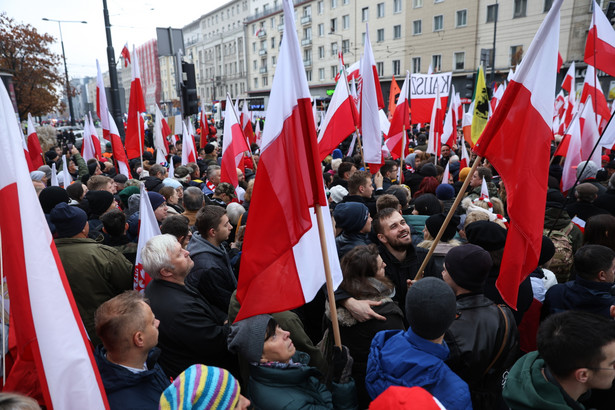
[
  {"xmin": 465, "ymin": 220, "xmax": 507, "ymax": 251},
  {"xmin": 50, "ymin": 203, "xmax": 88, "ymax": 238},
  {"xmin": 88, "ymin": 161, "xmax": 99, "ymax": 176},
  {"xmin": 333, "ymin": 202, "xmax": 370, "ymax": 233},
  {"xmin": 420, "ymin": 163, "xmax": 437, "ymax": 177},
  {"xmin": 444, "ymin": 244, "xmax": 493, "ymax": 292},
  {"xmin": 85, "ymin": 190, "xmax": 115, "ymax": 218},
  {"xmin": 405, "ymin": 277, "xmax": 456, "ymax": 340},
  {"xmin": 413, "ymin": 194, "xmax": 442, "ymax": 216},
  {"xmin": 539, "ymin": 235, "xmax": 556, "ymax": 266},
  {"xmin": 425, "ymin": 213, "xmax": 460, "ymax": 242},
  {"xmin": 39, "ymin": 186, "xmax": 70, "ymax": 214}
]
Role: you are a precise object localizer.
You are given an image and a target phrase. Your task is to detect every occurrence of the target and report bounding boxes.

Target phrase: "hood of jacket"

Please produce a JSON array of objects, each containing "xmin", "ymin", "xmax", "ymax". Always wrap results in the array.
[
  {"xmin": 249, "ymin": 352, "xmax": 318, "ymax": 386},
  {"xmin": 186, "ymin": 232, "xmax": 226, "ymax": 259}
]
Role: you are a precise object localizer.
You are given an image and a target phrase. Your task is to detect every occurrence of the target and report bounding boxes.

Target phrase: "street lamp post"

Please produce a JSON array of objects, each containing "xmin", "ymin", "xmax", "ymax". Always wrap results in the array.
[{"xmin": 42, "ymin": 18, "xmax": 87, "ymax": 126}]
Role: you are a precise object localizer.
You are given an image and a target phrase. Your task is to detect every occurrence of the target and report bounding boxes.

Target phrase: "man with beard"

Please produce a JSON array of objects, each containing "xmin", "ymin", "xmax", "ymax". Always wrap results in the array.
[{"xmin": 373, "ymin": 207, "xmax": 419, "ymax": 315}]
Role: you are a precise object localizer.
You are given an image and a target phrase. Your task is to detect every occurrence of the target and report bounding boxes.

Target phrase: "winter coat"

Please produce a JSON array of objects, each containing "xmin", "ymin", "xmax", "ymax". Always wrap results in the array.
[
  {"xmin": 484, "ymin": 265, "xmax": 533, "ymax": 325},
  {"xmin": 144, "ymin": 279, "xmax": 236, "ymax": 379},
  {"xmin": 594, "ymin": 188, "xmax": 615, "ymax": 215},
  {"xmin": 503, "ymin": 351, "xmax": 585, "ymax": 410},
  {"xmin": 466, "ymin": 182, "xmax": 499, "ymax": 201},
  {"xmin": 565, "ymin": 201, "xmax": 609, "ymax": 223},
  {"xmin": 94, "ymin": 346, "xmax": 169, "ymax": 410},
  {"xmin": 416, "ymin": 239, "xmax": 462, "ymax": 280},
  {"xmin": 340, "ymin": 194, "xmax": 378, "ymax": 218},
  {"xmin": 542, "ymin": 276, "xmax": 615, "ymax": 319},
  {"xmin": 543, "ymin": 207, "xmax": 584, "ymax": 252},
  {"xmin": 54, "ymin": 237, "xmax": 133, "ymax": 346},
  {"xmin": 248, "ymin": 352, "xmax": 358, "ymax": 410},
  {"xmin": 366, "ymin": 328, "xmax": 472, "ymax": 410},
  {"xmin": 142, "ymin": 176, "xmax": 164, "ymax": 192},
  {"xmin": 377, "ymin": 242, "xmax": 418, "ymax": 316},
  {"xmin": 335, "ymin": 232, "xmax": 371, "ymax": 260},
  {"xmin": 445, "ymin": 294, "xmax": 520, "ymax": 410},
  {"xmin": 185, "ymin": 232, "xmax": 237, "ymax": 313}
]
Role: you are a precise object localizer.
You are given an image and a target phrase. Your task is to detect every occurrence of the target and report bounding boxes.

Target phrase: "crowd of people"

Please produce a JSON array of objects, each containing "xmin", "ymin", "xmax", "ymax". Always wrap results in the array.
[{"xmin": 8, "ymin": 124, "xmax": 615, "ymax": 410}]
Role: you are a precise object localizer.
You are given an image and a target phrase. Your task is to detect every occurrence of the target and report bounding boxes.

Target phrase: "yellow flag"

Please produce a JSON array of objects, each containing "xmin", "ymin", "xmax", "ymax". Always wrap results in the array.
[{"xmin": 471, "ymin": 65, "xmax": 489, "ymax": 146}]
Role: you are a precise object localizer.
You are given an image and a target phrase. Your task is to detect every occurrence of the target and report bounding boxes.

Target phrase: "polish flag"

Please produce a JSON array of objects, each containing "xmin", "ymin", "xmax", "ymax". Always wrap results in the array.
[
  {"xmin": 480, "ymin": 177, "xmax": 490, "ymax": 198},
  {"xmin": 81, "ymin": 115, "xmax": 97, "ymax": 162},
  {"xmin": 462, "ymin": 100, "xmax": 474, "ymax": 147},
  {"xmin": 346, "ymin": 60, "xmax": 360, "ymax": 82},
  {"xmin": 125, "ymin": 45, "xmax": 146, "ymax": 160},
  {"xmin": 459, "ymin": 139, "xmax": 470, "ymax": 169},
  {"xmin": 585, "ymin": 0, "xmax": 615, "ymax": 77},
  {"xmin": 441, "ymin": 162, "xmax": 450, "ymax": 184},
  {"xmin": 360, "ymin": 25, "xmax": 384, "ymax": 170},
  {"xmin": 0, "ymin": 78, "xmax": 108, "ymax": 409},
  {"xmin": 579, "ymin": 96, "xmax": 602, "ymax": 166},
  {"xmin": 242, "ymin": 100, "xmax": 256, "ymax": 145},
  {"xmin": 20, "ymin": 125, "xmax": 35, "ymax": 172},
  {"xmin": 561, "ymin": 103, "xmax": 586, "ymax": 191},
  {"xmin": 26, "ymin": 113, "xmax": 44, "ymax": 169},
  {"xmin": 426, "ymin": 86, "xmax": 443, "ymax": 158},
  {"xmin": 473, "ymin": 0, "xmax": 562, "ymax": 309},
  {"xmin": 154, "ymin": 104, "xmax": 169, "ymax": 165},
  {"xmin": 181, "ymin": 120, "xmax": 197, "ymax": 165},
  {"xmin": 557, "ymin": 51, "xmax": 563, "ymax": 72},
  {"xmin": 561, "ymin": 61, "xmax": 575, "ymax": 93},
  {"xmin": 563, "ymin": 89, "xmax": 577, "ymax": 130},
  {"xmin": 318, "ymin": 66, "xmax": 359, "ymax": 161},
  {"xmin": 96, "ymin": 60, "xmax": 110, "ymax": 140},
  {"xmin": 236, "ymin": 0, "xmax": 342, "ymax": 322},
  {"xmin": 133, "ymin": 183, "xmax": 162, "ymax": 292},
  {"xmin": 88, "ymin": 112, "xmax": 104, "ymax": 161},
  {"xmin": 254, "ymin": 119, "xmax": 262, "ymax": 147},
  {"xmin": 50, "ymin": 163, "xmax": 58, "ymax": 186},
  {"xmin": 221, "ymin": 94, "xmax": 250, "ymax": 188},
  {"xmin": 441, "ymin": 100, "xmax": 456, "ymax": 148},
  {"xmin": 385, "ymin": 71, "xmax": 410, "ymax": 160},
  {"xmin": 108, "ymin": 110, "xmax": 130, "ymax": 178},
  {"xmin": 121, "ymin": 43, "xmax": 131, "ymax": 67},
  {"xmin": 580, "ymin": 64, "xmax": 610, "ymax": 122},
  {"xmin": 200, "ymin": 109, "xmax": 210, "ymax": 148},
  {"xmin": 490, "ymin": 82, "xmax": 505, "ymax": 113}
]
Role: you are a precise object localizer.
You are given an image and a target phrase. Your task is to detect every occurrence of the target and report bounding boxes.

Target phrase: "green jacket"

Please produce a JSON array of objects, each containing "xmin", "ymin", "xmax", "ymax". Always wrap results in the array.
[
  {"xmin": 503, "ymin": 351, "xmax": 585, "ymax": 410},
  {"xmin": 248, "ymin": 352, "xmax": 357, "ymax": 410},
  {"xmin": 57, "ymin": 152, "xmax": 89, "ymax": 182},
  {"xmin": 54, "ymin": 237, "xmax": 133, "ymax": 345}
]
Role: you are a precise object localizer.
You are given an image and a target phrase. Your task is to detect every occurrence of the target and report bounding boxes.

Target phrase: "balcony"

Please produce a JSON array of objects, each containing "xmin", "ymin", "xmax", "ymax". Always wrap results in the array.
[
  {"xmin": 301, "ymin": 38, "xmax": 312, "ymax": 46},
  {"xmin": 259, "ymin": 48, "xmax": 267, "ymax": 55},
  {"xmin": 303, "ymin": 59, "xmax": 312, "ymax": 67},
  {"xmin": 259, "ymin": 67, "xmax": 268, "ymax": 74},
  {"xmin": 301, "ymin": 15, "xmax": 312, "ymax": 25},
  {"xmin": 257, "ymin": 29, "xmax": 267, "ymax": 38}
]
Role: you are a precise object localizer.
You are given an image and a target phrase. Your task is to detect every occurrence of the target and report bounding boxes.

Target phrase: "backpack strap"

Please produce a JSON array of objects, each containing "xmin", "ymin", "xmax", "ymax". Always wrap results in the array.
[
  {"xmin": 483, "ymin": 304, "xmax": 510, "ymax": 377},
  {"xmin": 563, "ymin": 221, "xmax": 575, "ymax": 236}
]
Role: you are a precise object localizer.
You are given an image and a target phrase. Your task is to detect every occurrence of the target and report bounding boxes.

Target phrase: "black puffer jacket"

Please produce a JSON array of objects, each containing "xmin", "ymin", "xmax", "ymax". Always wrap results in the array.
[
  {"xmin": 142, "ymin": 176, "xmax": 164, "ymax": 192},
  {"xmin": 377, "ymin": 242, "xmax": 418, "ymax": 315},
  {"xmin": 445, "ymin": 294, "xmax": 520, "ymax": 410}
]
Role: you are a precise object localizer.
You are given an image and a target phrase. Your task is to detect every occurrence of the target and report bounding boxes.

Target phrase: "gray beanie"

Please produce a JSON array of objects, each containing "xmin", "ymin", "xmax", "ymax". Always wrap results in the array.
[
  {"xmin": 405, "ymin": 277, "xmax": 456, "ymax": 340},
  {"xmin": 227, "ymin": 314, "xmax": 273, "ymax": 363},
  {"xmin": 30, "ymin": 170, "xmax": 45, "ymax": 181},
  {"xmin": 38, "ymin": 165, "xmax": 52, "ymax": 180},
  {"xmin": 576, "ymin": 160, "xmax": 598, "ymax": 181}
]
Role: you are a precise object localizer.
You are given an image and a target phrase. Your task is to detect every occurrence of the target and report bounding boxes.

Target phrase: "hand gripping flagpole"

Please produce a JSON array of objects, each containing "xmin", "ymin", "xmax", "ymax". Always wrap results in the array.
[{"xmin": 414, "ymin": 156, "xmax": 482, "ymax": 281}]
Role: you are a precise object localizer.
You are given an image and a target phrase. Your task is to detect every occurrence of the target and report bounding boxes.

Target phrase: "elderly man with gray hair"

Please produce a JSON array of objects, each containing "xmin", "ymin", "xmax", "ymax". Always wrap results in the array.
[{"xmin": 142, "ymin": 234, "xmax": 237, "ymax": 379}]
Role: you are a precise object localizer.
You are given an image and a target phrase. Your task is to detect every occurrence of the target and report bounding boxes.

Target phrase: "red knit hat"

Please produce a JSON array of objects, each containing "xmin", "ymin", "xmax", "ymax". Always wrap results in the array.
[{"xmin": 369, "ymin": 386, "xmax": 445, "ymax": 409}]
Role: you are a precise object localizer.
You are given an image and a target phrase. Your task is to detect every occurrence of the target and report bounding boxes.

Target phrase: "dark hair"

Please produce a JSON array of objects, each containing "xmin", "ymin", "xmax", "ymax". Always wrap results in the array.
[
  {"xmin": 386, "ymin": 186, "xmax": 409, "ymax": 208},
  {"xmin": 348, "ymin": 170, "xmax": 372, "ymax": 194},
  {"xmin": 149, "ymin": 164, "xmax": 166, "ymax": 178},
  {"xmin": 195, "ymin": 205, "xmax": 226, "ymax": 236},
  {"xmin": 373, "ymin": 207, "xmax": 400, "ymax": 235},
  {"xmin": 477, "ymin": 166, "xmax": 493, "ymax": 182},
  {"xmin": 340, "ymin": 244, "xmax": 393, "ymax": 298},
  {"xmin": 337, "ymin": 162, "xmax": 355, "ymax": 178},
  {"xmin": 100, "ymin": 209, "xmax": 127, "ymax": 237},
  {"xmin": 414, "ymin": 176, "xmax": 439, "ymax": 198},
  {"xmin": 323, "ymin": 172, "xmax": 333, "ymax": 187},
  {"xmin": 65, "ymin": 182, "xmax": 84, "ymax": 202},
  {"xmin": 159, "ymin": 186, "xmax": 176, "ymax": 201},
  {"xmin": 380, "ymin": 160, "xmax": 398, "ymax": 177},
  {"xmin": 160, "ymin": 214, "xmax": 190, "ymax": 240},
  {"xmin": 264, "ymin": 317, "xmax": 279, "ymax": 340},
  {"xmin": 583, "ymin": 214, "xmax": 615, "ymax": 251},
  {"xmin": 183, "ymin": 186, "xmax": 204, "ymax": 211},
  {"xmin": 376, "ymin": 194, "xmax": 400, "ymax": 212},
  {"xmin": 538, "ymin": 311, "xmax": 615, "ymax": 378},
  {"xmin": 572, "ymin": 244, "xmax": 615, "ymax": 280}
]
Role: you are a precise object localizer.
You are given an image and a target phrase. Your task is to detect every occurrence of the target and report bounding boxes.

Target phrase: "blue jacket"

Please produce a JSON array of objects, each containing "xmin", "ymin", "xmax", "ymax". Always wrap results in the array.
[
  {"xmin": 542, "ymin": 276, "xmax": 615, "ymax": 319},
  {"xmin": 94, "ymin": 345, "xmax": 170, "ymax": 410},
  {"xmin": 366, "ymin": 328, "xmax": 472, "ymax": 410}
]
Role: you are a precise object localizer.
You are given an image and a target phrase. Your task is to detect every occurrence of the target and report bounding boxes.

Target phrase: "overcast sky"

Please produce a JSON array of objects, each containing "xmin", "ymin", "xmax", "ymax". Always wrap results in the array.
[{"xmin": 4, "ymin": 0, "xmax": 227, "ymax": 79}]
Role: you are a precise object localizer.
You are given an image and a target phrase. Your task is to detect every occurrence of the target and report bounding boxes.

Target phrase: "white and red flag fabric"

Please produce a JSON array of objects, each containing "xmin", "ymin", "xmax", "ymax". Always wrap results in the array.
[
  {"xmin": 20, "ymin": 125, "xmax": 35, "ymax": 172},
  {"xmin": 241, "ymin": 99, "xmax": 256, "ymax": 145},
  {"xmin": 410, "ymin": 72, "xmax": 452, "ymax": 124},
  {"xmin": 236, "ymin": 0, "xmax": 342, "ymax": 322},
  {"xmin": 426, "ymin": 86, "xmax": 444, "ymax": 157},
  {"xmin": 462, "ymin": 100, "xmax": 474, "ymax": 147},
  {"xmin": 26, "ymin": 113, "xmax": 44, "ymax": 169},
  {"xmin": 133, "ymin": 183, "xmax": 162, "ymax": 292},
  {"xmin": 385, "ymin": 71, "xmax": 410, "ymax": 160},
  {"xmin": 154, "ymin": 104, "xmax": 169, "ymax": 165},
  {"xmin": 346, "ymin": 60, "xmax": 360, "ymax": 83},
  {"xmin": 88, "ymin": 112, "xmax": 104, "ymax": 161},
  {"xmin": 121, "ymin": 43, "xmax": 131, "ymax": 67},
  {"xmin": 442, "ymin": 162, "xmax": 450, "ymax": 184},
  {"xmin": 200, "ymin": 109, "xmax": 210, "ymax": 148},
  {"xmin": 60, "ymin": 154, "xmax": 71, "ymax": 188},
  {"xmin": 580, "ymin": 64, "xmax": 610, "ymax": 125},
  {"xmin": 125, "ymin": 46, "xmax": 146, "ymax": 160},
  {"xmin": 490, "ymin": 82, "xmax": 506, "ymax": 113},
  {"xmin": 459, "ymin": 139, "xmax": 470, "ymax": 169},
  {"xmin": 480, "ymin": 177, "xmax": 490, "ymax": 198},
  {"xmin": 81, "ymin": 115, "xmax": 97, "ymax": 162},
  {"xmin": 579, "ymin": 97, "xmax": 602, "ymax": 166},
  {"xmin": 317, "ymin": 66, "xmax": 359, "ymax": 161},
  {"xmin": 561, "ymin": 61, "xmax": 575, "ymax": 93},
  {"xmin": 181, "ymin": 120, "xmax": 197, "ymax": 165},
  {"xmin": 473, "ymin": 0, "xmax": 562, "ymax": 309},
  {"xmin": 50, "ymin": 163, "xmax": 58, "ymax": 186},
  {"xmin": 96, "ymin": 60, "xmax": 110, "ymax": 140},
  {"xmin": 561, "ymin": 101, "xmax": 587, "ymax": 191},
  {"xmin": 0, "ymin": 77, "xmax": 109, "ymax": 409},
  {"xmin": 254, "ymin": 118, "xmax": 262, "ymax": 147},
  {"xmin": 441, "ymin": 98, "xmax": 456, "ymax": 149},
  {"xmin": 585, "ymin": 0, "xmax": 615, "ymax": 77},
  {"xmin": 107, "ymin": 110, "xmax": 131, "ymax": 178},
  {"xmin": 221, "ymin": 94, "xmax": 250, "ymax": 188}
]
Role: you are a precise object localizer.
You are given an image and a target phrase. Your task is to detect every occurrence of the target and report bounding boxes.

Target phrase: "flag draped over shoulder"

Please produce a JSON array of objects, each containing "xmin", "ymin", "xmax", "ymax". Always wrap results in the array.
[
  {"xmin": 473, "ymin": 0, "xmax": 562, "ymax": 309},
  {"xmin": 221, "ymin": 94, "xmax": 250, "ymax": 188},
  {"xmin": 236, "ymin": 0, "xmax": 342, "ymax": 322},
  {"xmin": 125, "ymin": 46, "xmax": 146, "ymax": 159},
  {"xmin": 0, "ymin": 76, "xmax": 109, "ymax": 409}
]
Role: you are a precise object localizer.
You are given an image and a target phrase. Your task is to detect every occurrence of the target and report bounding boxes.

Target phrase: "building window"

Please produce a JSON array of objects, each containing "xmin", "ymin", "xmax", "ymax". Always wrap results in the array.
[
  {"xmin": 343, "ymin": 15, "xmax": 350, "ymax": 29},
  {"xmin": 331, "ymin": 18, "xmax": 337, "ymax": 32},
  {"xmin": 393, "ymin": 60, "xmax": 401, "ymax": 76},
  {"xmin": 319, "ymin": 46, "xmax": 325, "ymax": 59},
  {"xmin": 318, "ymin": 23, "xmax": 325, "ymax": 36},
  {"xmin": 253, "ymin": 60, "xmax": 257, "ymax": 70},
  {"xmin": 331, "ymin": 0, "xmax": 337, "ymax": 9},
  {"xmin": 319, "ymin": 68, "xmax": 325, "ymax": 80},
  {"xmin": 433, "ymin": 15, "xmax": 443, "ymax": 31},
  {"xmin": 303, "ymin": 27, "xmax": 312, "ymax": 40},
  {"xmin": 413, "ymin": 0, "xmax": 423, "ymax": 8},
  {"xmin": 394, "ymin": 0, "xmax": 402, "ymax": 13},
  {"xmin": 331, "ymin": 65, "xmax": 337, "ymax": 79},
  {"xmin": 377, "ymin": 3, "xmax": 385, "ymax": 18},
  {"xmin": 432, "ymin": 55, "xmax": 441, "ymax": 72},
  {"xmin": 487, "ymin": 4, "xmax": 498, "ymax": 23},
  {"xmin": 305, "ymin": 70, "xmax": 312, "ymax": 81},
  {"xmin": 272, "ymin": 55, "xmax": 276, "ymax": 66},
  {"xmin": 342, "ymin": 39, "xmax": 349, "ymax": 53},
  {"xmin": 318, "ymin": 1, "xmax": 324, "ymax": 14},
  {"xmin": 377, "ymin": 28, "xmax": 384, "ymax": 42},
  {"xmin": 262, "ymin": 76, "xmax": 268, "ymax": 86},
  {"xmin": 456, "ymin": 10, "xmax": 467, "ymax": 27},
  {"xmin": 362, "ymin": 32, "xmax": 366, "ymax": 45},
  {"xmin": 394, "ymin": 25, "xmax": 401, "ymax": 39},
  {"xmin": 376, "ymin": 61, "xmax": 384, "ymax": 76},
  {"xmin": 362, "ymin": 7, "xmax": 369, "ymax": 22},
  {"xmin": 252, "ymin": 42, "xmax": 256, "ymax": 52},
  {"xmin": 454, "ymin": 52, "xmax": 465, "ymax": 70},
  {"xmin": 254, "ymin": 77, "xmax": 258, "ymax": 88},
  {"xmin": 510, "ymin": 45, "xmax": 523, "ymax": 66},
  {"xmin": 514, "ymin": 0, "xmax": 527, "ymax": 18},
  {"xmin": 413, "ymin": 20, "xmax": 422, "ymax": 35},
  {"xmin": 271, "ymin": 37, "xmax": 276, "ymax": 48},
  {"xmin": 544, "ymin": 0, "xmax": 554, "ymax": 12},
  {"xmin": 331, "ymin": 42, "xmax": 338, "ymax": 56},
  {"xmin": 343, "ymin": 0, "xmax": 349, "ymax": 4}
]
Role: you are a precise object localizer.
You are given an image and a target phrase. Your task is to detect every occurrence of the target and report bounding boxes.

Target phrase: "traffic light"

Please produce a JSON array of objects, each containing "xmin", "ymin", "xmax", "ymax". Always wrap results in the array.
[{"xmin": 181, "ymin": 62, "xmax": 198, "ymax": 116}]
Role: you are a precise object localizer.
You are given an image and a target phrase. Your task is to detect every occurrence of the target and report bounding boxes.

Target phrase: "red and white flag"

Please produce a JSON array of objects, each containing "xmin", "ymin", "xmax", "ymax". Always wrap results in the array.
[
  {"xmin": 490, "ymin": 83, "xmax": 505, "ymax": 113},
  {"xmin": 561, "ymin": 61, "xmax": 575, "ymax": 93},
  {"xmin": 441, "ymin": 98, "xmax": 456, "ymax": 148},
  {"xmin": 385, "ymin": 71, "xmax": 410, "ymax": 160},
  {"xmin": 462, "ymin": 100, "xmax": 474, "ymax": 147},
  {"xmin": 236, "ymin": 0, "xmax": 342, "ymax": 322},
  {"xmin": 580, "ymin": 64, "xmax": 610, "ymax": 123},
  {"xmin": 410, "ymin": 72, "xmax": 451, "ymax": 124},
  {"xmin": 426, "ymin": 86, "xmax": 444, "ymax": 158},
  {"xmin": 96, "ymin": 60, "xmax": 110, "ymax": 140},
  {"xmin": 81, "ymin": 115, "xmax": 97, "ymax": 162},
  {"xmin": 0, "ymin": 76, "xmax": 108, "ymax": 410},
  {"xmin": 360, "ymin": 24, "xmax": 384, "ymax": 169},
  {"xmin": 480, "ymin": 177, "xmax": 490, "ymax": 198},
  {"xmin": 579, "ymin": 96, "xmax": 602, "ymax": 166},
  {"xmin": 26, "ymin": 113, "xmax": 44, "ymax": 169},
  {"xmin": 561, "ymin": 101, "xmax": 587, "ymax": 191},
  {"xmin": 121, "ymin": 43, "xmax": 131, "ymax": 67},
  {"xmin": 254, "ymin": 118, "xmax": 262, "ymax": 147},
  {"xmin": 317, "ymin": 66, "xmax": 359, "ymax": 161},
  {"xmin": 181, "ymin": 120, "xmax": 197, "ymax": 165},
  {"xmin": 241, "ymin": 99, "xmax": 256, "ymax": 146},
  {"xmin": 107, "ymin": 110, "xmax": 130, "ymax": 178},
  {"xmin": 133, "ymin": 183, "xmax": 162, "ymax": 292},
  {"xmin": 88, "ymin": 112, "xmax": 104, "ymax": 161},
  {"xmin": 473, "ymin": 0, "xmax": 562, "ymax": 309},
  {"xmin": 200, "ymin": 109, "xmax": 210, "ymax": 148},
  {"xmin": 20, "ymin": 125, "xmax": 35, "ymax": 172},
  {"xmin": 125, "ymin": 45, "xmax": 146, "ymax": 160},
  {"xmin": 459, "ymin": 139, "xmax": 470, "ymax": 169},
  {"xmin": 221, "ymin": 94, "xmax": 249, "ymax": 188},
  {"xmin": 154, "ymin": 104, "xmax": 169, "ymax": 165},
  {"xmin": 442, "ymin": 162, "xmax": 450, "ymax": 184},
  {"xmin": 585, "ymin": 0, "xmax": 615, "ymax": 77},
  {"xmin": 346, "ymin": 60, "xmax": 360, "ymax": 82}
]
